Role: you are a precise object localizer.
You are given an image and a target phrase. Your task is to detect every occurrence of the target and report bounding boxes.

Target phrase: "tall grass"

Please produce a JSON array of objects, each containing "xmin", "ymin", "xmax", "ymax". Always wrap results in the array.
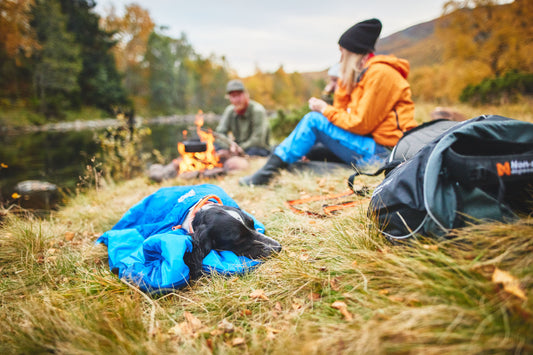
[{"xmin": 1, "ymin": 149, "xmax": 531, "ymax": 354}]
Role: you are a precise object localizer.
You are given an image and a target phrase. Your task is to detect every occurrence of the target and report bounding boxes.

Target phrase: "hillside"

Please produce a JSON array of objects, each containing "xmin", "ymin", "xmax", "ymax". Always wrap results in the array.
[
  {"xmin": 376, "ymin": 19, "xmax": 444, "ymax": 68},
  {"xmin": 299, "ymin": 17, "xmax": 445, "ymax": 81}
]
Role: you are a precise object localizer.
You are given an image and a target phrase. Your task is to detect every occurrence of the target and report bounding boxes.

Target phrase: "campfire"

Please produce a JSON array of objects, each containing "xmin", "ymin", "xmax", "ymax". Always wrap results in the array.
[{"xmin": 177, "ymin": 110, "xmax": 224, "ymax": 177}]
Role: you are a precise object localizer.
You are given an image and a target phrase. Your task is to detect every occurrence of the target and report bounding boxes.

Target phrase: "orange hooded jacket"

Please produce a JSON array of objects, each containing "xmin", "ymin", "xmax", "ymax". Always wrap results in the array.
[{"xmin": 322, "ymin": 55, "xmax": 417, "ymax": 147}]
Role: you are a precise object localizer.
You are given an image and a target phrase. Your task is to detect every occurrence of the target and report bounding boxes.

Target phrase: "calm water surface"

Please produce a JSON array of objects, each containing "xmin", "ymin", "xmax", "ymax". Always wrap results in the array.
[{"xmin": 0, "ymin": 121, "xmax": 205, "ymax": 201}]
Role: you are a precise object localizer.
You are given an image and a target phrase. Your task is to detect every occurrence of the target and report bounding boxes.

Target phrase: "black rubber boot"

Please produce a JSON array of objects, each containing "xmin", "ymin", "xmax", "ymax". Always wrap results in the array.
[{"xmin": 239, "ymin": 154, "xmax": 288, "ymax": 186}]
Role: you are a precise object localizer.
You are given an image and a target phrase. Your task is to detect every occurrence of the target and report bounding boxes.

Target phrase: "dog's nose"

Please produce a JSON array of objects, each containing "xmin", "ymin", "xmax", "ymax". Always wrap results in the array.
[{"xmin": 270, "ymin": 243, "xmax": 282, "ymax": 253}]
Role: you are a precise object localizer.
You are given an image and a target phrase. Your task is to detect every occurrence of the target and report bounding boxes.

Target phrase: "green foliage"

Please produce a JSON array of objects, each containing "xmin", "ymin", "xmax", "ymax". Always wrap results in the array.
[
  {"xmin": 145, "ymin": 32, "xmax": 184, "ymax": 114},
  {"xmin": 460, "ymin": 70, "xmax": 533, "ymax": 105},
  {"xmin": 269, "ymin": 105, "xmax": 310, "ymax": 142},
  {"xmin": 31, "ymin": 0, "xmax": 82, "ymax": 117},
  {"xmin": 97, "ymin": 116, "xmax": 154, "ymax": 181},
  {"xmin": 58, "ymin": 0, "xmax": 129, "ymax": 112}
]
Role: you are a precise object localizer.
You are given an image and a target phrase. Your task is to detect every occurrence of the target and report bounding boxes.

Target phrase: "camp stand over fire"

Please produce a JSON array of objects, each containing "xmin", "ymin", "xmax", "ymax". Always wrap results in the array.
[{"xmin": 177, "ymin": 111, "xmax": 225, "ymax": 179}]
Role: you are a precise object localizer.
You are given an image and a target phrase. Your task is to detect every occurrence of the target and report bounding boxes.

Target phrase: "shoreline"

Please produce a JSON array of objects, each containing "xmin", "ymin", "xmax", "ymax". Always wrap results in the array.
[{"xmin": 0, "ymin": 113, "xmax": 222, "ymax": 135}]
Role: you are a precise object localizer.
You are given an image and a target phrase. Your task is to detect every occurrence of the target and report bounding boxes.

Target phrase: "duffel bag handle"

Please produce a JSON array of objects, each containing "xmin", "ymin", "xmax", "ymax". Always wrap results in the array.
[{"xmin": 443, "ymin": 138, "xmax": 533, "ymax": 187}]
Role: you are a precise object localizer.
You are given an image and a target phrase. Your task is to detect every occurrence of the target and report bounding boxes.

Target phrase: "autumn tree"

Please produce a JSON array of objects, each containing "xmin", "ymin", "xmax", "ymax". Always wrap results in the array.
[
  {"xmin": 0, "ymin": 0, "xmax": 39, "ymax": 59},
  {"xmin": 244, "ymin": 68, "xmax": 275, "ymax": 109},
  {"xmin": 438, "ymin": 0, "xmax": 532, "ymax": 78},
  {"xmin": 0, "ymin": 0, "xmax": 39, "ymax": 101},
  {"xmin": 271, "ymin": 66, "xmax": 295, "ymax": 108},
  {"xmin": 186, "ymin": 54, "xmax": 229, "ymax": 112},
  {"xmin": 101, "ymin": 4, "xmax": 155, "ymax": 99}
]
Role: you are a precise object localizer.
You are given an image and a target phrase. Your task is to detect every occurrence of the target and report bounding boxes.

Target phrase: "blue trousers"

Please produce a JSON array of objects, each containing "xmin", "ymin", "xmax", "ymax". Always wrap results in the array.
[{"xmin": 274, "ymin": 112, "xmax": 389, "ymax": 167}]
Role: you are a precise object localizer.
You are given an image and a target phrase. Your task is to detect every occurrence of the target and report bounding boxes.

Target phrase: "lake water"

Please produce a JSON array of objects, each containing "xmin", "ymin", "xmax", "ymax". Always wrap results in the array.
[{"xmin": 0, "ymin": 120, "xmax": 213, "ymax": 202}]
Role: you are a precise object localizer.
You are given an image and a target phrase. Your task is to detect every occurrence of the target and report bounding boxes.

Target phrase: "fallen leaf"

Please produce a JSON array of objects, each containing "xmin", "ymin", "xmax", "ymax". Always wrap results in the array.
[
  {"xmin": 64, "ymin": 232, "xmax": 75, "ymax": 241},
  {"xmin": 250, "ymin": 289, "xmax": 269, "ymax": 300},
  {"xmin": 331, "ymin": 301, "xmax": 353, "ymax": 321},
  {"xmin": 232, "ymin": 337, "xmax": 245, "ymax": 346},
  {"xmin": 206, "ymin": 338, "xmax": 213, "ymax": 351},
  {"xmin": 422, "ymin": 244, "xmax": 439, "ymax": 251},
  {"xmin": 217, "ymin": 318, "xmax": 235, "ymax": 333},
  {"xmin": 266, "ymin": 326, "xmax": 281, "ymax": 334},
  {"xmin": 172, "ymin": 311, "xmax": 206, "ymax": 338},
  {"xmin": 492, "ymin": 268, "xmax": 527, "ymax": 300},
  {"xmin": 388, "ymin": 295, "xmax": 405, "ymax": 303},
  {"xmin": 291, "ymin": 298, "xmax": 304, "ymax": 310},
  {"xmin": 330, "ymin": 278, "xmax": 340, "ymax": 291},
  {"xmin": 241, "ymin": 309, "xmax": 252, "ymax": 316},
  {"xmin": 308, "ymin": 292, "xmax": 321, "ymax": 301}
]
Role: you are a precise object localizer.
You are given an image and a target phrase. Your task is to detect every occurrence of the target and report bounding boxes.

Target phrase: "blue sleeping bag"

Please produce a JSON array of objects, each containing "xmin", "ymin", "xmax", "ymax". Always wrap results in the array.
[{"xmin": 97, "ymin": 184, "xmax": 264, "ymax": 292}]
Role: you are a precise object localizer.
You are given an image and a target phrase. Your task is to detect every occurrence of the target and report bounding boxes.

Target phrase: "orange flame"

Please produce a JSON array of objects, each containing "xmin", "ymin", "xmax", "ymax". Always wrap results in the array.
[{"xmin": 177, "ymin": 110, "xmax": 222, "ymax": 174}]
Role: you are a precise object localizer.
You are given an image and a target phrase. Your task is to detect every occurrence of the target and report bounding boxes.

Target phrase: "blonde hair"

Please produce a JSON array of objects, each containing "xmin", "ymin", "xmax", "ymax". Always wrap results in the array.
[{"xmin": 338, "ymin": 48, "xmax": 366, "ymax": 94}]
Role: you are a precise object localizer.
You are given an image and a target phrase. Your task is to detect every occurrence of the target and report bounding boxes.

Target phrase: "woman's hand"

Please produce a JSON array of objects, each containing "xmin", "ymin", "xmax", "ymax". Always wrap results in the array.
[{"xmin": 308, "ymin": 97, "xmax": 328, "ymax": 113}]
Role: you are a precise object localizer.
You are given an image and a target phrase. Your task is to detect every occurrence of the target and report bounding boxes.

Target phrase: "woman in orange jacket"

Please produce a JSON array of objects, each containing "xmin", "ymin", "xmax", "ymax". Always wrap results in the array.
[{"xmin": 240, "ymin": 18, "xmax": 417, "ymax": 186}]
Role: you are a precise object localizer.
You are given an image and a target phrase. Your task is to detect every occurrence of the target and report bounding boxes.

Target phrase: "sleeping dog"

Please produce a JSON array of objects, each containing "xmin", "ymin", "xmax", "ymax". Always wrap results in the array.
[
  {"xmin": 98, "ymin": 184, "xmax": 281, "ymax": 291},
  {"xmin": 182, "ymin": 195, "xmax": 282, "ymax": 280}
]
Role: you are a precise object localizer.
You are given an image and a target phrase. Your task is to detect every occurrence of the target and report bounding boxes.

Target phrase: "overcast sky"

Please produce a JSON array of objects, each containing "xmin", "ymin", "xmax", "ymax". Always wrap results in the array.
[{"xmin": 95, "ymin": 0, "xmax": 447, "ymax": 77}]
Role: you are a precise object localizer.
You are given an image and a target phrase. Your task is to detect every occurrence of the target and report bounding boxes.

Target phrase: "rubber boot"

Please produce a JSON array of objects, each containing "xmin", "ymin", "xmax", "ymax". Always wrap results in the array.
[{"xmin": 239, "ymin": 154, "xmax": 288, "ymax": 186}]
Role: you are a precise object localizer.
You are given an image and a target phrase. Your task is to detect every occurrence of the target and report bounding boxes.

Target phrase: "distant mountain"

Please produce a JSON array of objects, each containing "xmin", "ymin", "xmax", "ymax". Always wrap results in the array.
[
  {"xmin": 376, "ymin": 18, "xmax": 444, "ymax": 68},
  {"xmin": 300, "ymin": 16, "xmax": 446, "ymax": 81}
]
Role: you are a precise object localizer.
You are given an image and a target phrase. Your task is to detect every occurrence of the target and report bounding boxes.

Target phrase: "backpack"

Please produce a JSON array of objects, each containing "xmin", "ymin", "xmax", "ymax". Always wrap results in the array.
[
  {"xmin": 348, "ymin": 119, "xmax": 459, "ymax": 190},
  {"xmin": 368, "ymin": 115, "xmax": 533, "ymax": 239}
]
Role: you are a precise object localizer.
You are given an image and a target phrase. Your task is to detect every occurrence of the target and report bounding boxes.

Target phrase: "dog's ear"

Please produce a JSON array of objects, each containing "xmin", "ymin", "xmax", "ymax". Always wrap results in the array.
[
  {"xmin": 191, "ymin": 224, "xmax": 212, "ymax": 255},
  {"xmin": 184, "ymin": 224, "xmax": 213, "ymax": 280}
]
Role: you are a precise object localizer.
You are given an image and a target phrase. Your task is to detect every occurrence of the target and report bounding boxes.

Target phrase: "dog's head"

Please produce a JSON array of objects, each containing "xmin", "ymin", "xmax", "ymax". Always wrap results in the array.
[{"xmin": 191, "ymin": 204, "xmax": 282, "ymax": 259}]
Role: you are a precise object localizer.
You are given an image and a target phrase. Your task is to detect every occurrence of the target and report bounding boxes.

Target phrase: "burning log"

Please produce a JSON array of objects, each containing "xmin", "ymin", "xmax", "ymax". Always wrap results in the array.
[
  {"xmin": 177, "ymin": 110, "xmax": 224, "ymax": 177},
  {"xmin": 148, "ymin": 110, "xmax": 250, "ymax": 183}
]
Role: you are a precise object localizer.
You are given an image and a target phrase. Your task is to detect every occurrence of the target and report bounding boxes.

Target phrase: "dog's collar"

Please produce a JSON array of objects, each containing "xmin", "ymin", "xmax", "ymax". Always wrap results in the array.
[{"xmin": 172, "ymin": 194, "xmax": 223, "ymax": 233}]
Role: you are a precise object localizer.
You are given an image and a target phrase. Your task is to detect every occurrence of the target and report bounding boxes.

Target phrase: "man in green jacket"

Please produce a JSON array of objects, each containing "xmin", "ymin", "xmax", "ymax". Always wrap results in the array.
[{"xmin": 216, "ymin": 80, "xmax": 271, "ymax": 157}]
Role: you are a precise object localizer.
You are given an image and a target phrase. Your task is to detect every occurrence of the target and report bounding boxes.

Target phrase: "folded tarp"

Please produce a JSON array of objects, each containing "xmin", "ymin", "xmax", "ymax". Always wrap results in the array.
[{"xmin": 97, "ymin": 184, "xmax": 263, "ymax": 293}]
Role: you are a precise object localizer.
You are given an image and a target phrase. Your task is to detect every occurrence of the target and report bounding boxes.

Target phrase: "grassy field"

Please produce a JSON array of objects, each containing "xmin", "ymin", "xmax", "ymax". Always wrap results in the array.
[{"xmin": 1, "ymin": 151, "xmax": 532, "ymax": 354}]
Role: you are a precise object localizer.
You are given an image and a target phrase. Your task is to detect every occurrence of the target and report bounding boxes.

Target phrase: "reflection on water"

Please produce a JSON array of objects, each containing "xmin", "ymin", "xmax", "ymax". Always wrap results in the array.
[{"xmin": 0, "ymin": 121, "xmax": 208, "ymax": 201}]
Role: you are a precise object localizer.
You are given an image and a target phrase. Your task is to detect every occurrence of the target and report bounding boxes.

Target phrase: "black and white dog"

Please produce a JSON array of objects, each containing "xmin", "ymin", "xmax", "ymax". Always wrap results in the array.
[{"xmin": 183, "ymin": 202, "xmax": 282, "ymax": 280}]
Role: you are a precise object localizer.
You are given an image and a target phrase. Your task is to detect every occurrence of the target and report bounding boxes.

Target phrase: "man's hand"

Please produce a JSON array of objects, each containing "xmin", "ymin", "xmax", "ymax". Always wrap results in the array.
[
  {"xmin": 308, "ymin": 97, "xmax": 328, "ymax": 113},
  {"xmin": 230, "ymin": 142, "xmax": 245, "ymax": 156}
]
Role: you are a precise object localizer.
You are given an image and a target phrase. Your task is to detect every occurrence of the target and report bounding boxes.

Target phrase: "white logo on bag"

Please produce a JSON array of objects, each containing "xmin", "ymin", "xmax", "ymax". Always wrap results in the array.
[{"xmin": 178, "ymin": 189, "xmax": 196, "ymax": 203}]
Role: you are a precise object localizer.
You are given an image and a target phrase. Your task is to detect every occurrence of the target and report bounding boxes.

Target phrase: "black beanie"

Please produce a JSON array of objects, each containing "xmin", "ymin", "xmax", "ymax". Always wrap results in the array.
[{"xmin": 338, "ymin": 18, "xmax": 382, "ymax": 54}]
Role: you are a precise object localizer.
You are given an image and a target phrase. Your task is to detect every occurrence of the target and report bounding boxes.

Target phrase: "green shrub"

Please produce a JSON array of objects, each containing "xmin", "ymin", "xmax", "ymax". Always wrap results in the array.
[
  {"xmin": 270, "ymin": 105, "xmax": 310, "ymax": 142},
  {"xmin": 97, "ymin": 115, "xmax": 156, "ymax": 181},
  {"xmin": 460, "ymin": 70, "xmax": 533, "ymax": 105}
]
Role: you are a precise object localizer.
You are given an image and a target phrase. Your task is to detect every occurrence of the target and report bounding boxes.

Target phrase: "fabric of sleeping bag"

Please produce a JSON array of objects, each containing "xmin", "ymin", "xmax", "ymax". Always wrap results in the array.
[{"xmin": 97, "ymin": 184, "xmax": 264, "ymax": 292}]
